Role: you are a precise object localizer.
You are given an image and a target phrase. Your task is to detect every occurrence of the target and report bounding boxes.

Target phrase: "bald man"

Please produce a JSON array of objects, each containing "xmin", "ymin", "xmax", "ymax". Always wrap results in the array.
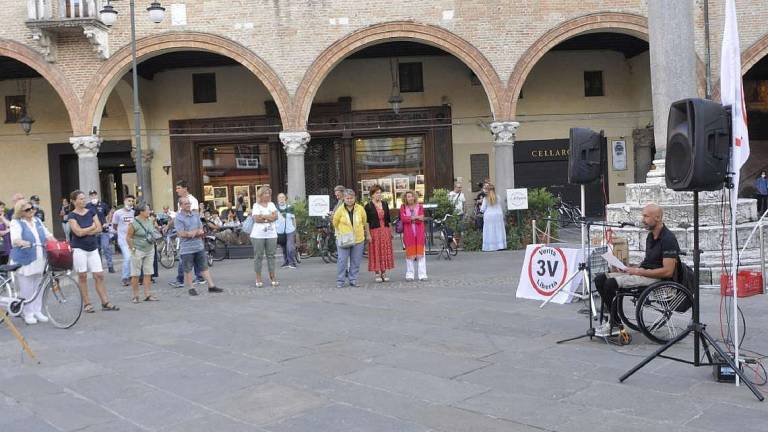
[{"xmin": 594, "ymin": 203, "xmax": 680, "ymax": 337}]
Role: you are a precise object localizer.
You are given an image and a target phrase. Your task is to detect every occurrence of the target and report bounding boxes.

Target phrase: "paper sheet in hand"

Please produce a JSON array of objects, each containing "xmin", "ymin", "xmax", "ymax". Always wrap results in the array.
[{"xmin": 601, "ymin": 250, "xmax": 627, "ymax": 271}]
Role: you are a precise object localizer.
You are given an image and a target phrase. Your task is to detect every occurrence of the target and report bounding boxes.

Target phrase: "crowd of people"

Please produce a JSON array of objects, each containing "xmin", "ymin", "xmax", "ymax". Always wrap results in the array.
[{"xmin": 0, "ymin": 177, "xmax": 513, "ymax": 325}]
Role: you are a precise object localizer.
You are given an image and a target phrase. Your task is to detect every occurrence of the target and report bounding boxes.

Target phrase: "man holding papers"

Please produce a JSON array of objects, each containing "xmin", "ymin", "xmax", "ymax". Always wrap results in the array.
[{"xmin": 594, "ymin": 203, "xmax": 680, "ymax": 337}]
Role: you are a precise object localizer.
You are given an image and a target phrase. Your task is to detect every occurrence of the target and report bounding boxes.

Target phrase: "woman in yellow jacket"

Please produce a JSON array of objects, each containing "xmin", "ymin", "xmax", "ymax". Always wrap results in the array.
[{"xmin": 332, "ymin": 189, "xmax": 369, "ymax": 288}]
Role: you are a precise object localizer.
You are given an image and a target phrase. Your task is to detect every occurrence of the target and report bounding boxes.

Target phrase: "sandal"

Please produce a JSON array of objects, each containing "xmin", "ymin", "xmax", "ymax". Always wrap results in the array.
[
  {"xmin": 144, "ymin": 295, "xmax": 159, "ymax": 302},
  {"xmin": 131, "ymin": 297, "xmax": 140, "ymax": 304},
  {"xmin": 83, "ymin": 303, "xmax": 95, "ymax": 313},
  {"xmin": 102, "ymin": 302, "xmax": 120, "ymax": 311},
  {"xmin": 375, "ymin": 277, "xmax": 383, "ymax": 283},
  {"xmin": 271, "ymin": 280, "xmax": 279, "ymax": 287}
]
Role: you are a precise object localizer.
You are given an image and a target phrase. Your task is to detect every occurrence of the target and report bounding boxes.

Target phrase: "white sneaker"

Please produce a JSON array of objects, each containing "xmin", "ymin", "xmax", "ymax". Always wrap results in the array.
[
  {"xmin": 419, "ymin": 276, "xmax": 428, "ymax": 281},
  {"xmin": 594, "ymin": 321, "xmax": 619, "ymax": 337},
  {"xmin": 23, "ymin": 314, "xmax": 38, "ymax": 325},
  {"xmin": 34, "ymin": 312, "xmax": 49, "ymax": 323}
]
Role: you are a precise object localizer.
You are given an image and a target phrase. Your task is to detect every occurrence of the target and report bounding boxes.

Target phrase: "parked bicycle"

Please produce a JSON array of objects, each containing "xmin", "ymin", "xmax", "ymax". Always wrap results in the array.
[
  {"xmin": 433, "ymin": 213, "xmax": 459, "ymax": 260},
  {"xmin": 554, "ymin": 195, "xmax": 582, "ymax": 227},
  {"xmin": 157, "ymin": 228, "xmax": 178, "ymax": 269},
  {"xmin": 0, "ymin": 260, "xmax": 82, "ymax": 329},
  {"xmin": 203, "ymin": 226, "xmax": 227, "ymax": 266},
  {"xmin": 298, "ymin": 217, "xmax": 337, "ymax": 263}
]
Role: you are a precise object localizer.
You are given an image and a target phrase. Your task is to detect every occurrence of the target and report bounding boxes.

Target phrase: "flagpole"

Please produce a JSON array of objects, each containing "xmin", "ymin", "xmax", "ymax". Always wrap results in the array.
[{"xmin": 731, "ymin": 182, "xmax": 740, "ymax": 387}]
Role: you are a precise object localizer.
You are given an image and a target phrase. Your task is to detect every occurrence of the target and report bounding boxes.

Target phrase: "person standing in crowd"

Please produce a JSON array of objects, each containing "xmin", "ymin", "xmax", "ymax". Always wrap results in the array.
[
  {"xmin": 127, "ymin": 202, "xmax": 159, "ymax": 303},
  {"xmin": 250, "ymin": 186, "xmax": 278, "ymax": 287},
  {"xmin": 169, "ymin": 180, "xmax": 205, "ymax": 287},
  {"xmin": 69, "ymin": 191, "xmax": 119, "ymax": 313},
  {"xmin": 474, "ymin": 181, "xmax": 489, "ymax": 230},
  {"xmin": 755, "ymin": 170, "xmax": 768, "ymax": 215},
  {"xmin": 332, "ymin": 189, "xmax": 368, "ymax": 288},
  {"xmin": 481, "ymin": 183, "xmax": 507, "ymax": 251},
  {"xmin": 400, "ymin": 190, "xmax": 427, "ymax": 281},
  {"xmin": 0, "ymin": 202, "xmax": 11, "ymax": 265},
  {"xmin": 276, "ymin": 193, "xmax": 297, "ymax": 269},
  {"xmin": 236, "ymin": 191, "xmax": 246, "ymax": 222},
  {"xmin": 176, "ymin": 197, "xmax": 224, "ymax": 296},
  {"xmin": 59, "ymin": 197, "xmax": 72, "ymax": 242},
  {"xmin": 331, "ymin": 185, "xmax": 346, "ymax": 214},
  {"xmin": 9, "ymin": 199, "xmax": 54, "ymax": 324},
  {"xmin": 365, "ymin": 185, "xmax": 395, "ymax": 282},
  {"xmin": 86, "ymin": 190, "xmax": 114, "ymax": 273},
  {"xmin": 29, "ymin": 195, "xmax": 45, "ymax": 222},
  {"xmin": 447, "ymin": 181, "xmax": 466, "ymax": 248},
  {"xmin": 112, "ymin": 195, "xmax": 135, "ymax": 286}
]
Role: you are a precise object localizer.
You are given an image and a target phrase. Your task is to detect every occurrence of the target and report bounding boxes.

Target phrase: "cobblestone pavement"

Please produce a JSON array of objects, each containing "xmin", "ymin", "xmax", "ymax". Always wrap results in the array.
[{"xmin": 1, "ymin": 248, "xmax": 767, "ymax": 431}]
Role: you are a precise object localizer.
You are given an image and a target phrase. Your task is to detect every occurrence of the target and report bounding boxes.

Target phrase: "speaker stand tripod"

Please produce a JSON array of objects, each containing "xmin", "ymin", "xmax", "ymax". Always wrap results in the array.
[{"xmin": 618, "ymin": 191, "xmax": 764, "ymax": 401}]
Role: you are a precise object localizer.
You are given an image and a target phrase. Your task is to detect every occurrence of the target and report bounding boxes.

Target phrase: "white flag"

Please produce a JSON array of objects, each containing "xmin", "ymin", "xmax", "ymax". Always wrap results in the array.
[{"xmin": 720, "ymin": 0, "xmax": 749, "ymax": 180}]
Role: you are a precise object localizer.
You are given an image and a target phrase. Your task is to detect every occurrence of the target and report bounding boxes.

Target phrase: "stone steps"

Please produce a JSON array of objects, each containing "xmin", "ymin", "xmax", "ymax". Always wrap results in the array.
[
  {"xmin": 591, "ymin": 223, "xmax": 767, "ymax": 253},
  {"xmin": 605, "ymin": 199, "xmax": 756, "ymax": 226}
]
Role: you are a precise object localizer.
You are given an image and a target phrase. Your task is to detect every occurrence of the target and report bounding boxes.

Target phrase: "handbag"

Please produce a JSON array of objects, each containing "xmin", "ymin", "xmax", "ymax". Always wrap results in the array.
[
  {"xmin": 242, "ymin": 216, "xmax": 254, "ymax": 234},
  {"xmin": 337, "ymin": 231, "xmax": 355, "ymax": 248},
  {"xmin": 394, "ymin": 217, "xmax": 403, "ymax": 234}
]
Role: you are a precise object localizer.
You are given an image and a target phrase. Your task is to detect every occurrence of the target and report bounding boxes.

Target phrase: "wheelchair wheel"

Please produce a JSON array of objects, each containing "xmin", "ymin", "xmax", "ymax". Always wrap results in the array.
[
  {"xmin": 635, "ymin": 281, "xmax": 693, "ymax": 344},
  {"xmin": 615, "ymin": 292, "xmax": 640, "ymax": 332}
]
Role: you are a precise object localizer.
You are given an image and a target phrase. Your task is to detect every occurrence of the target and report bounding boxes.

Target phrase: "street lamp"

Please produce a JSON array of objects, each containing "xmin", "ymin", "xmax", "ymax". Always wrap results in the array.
[
  {"xmin": 19, "ymin": 114, "xmax": 35, "ymax": 135},
  {"xmin": 99, "ymin": 1, "xmax": 165, "ymax": 204}
]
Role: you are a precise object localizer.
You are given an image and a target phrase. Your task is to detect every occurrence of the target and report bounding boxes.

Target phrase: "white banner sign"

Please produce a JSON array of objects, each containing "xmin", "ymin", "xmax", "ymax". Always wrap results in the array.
[
  {"xmin": 308, "ymin": 195, "xmax": 330, "ymax": 216},
  {"xmin": 516, "ymin": 245, "xmax": 584, "ymax": 304},
  {"xmin": 506, "ymin": 188, "xmax": 528, "ymax": 210}
]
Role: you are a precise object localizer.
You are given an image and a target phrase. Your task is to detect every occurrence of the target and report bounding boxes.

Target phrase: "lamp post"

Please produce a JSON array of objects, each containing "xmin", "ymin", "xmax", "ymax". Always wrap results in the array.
[{"xmin": 100, "ymin": 1, "xmax": 165, "ymax": 203}]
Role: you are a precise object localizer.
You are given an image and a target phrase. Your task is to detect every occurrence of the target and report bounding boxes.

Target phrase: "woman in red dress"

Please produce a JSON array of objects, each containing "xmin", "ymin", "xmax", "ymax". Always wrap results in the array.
[
  {"xmin": 364, "ymin": 185, "xmax": 395, "ymax": 282},
  {"xmin": 400, "ymin": 190, "xmax": 426, "ymax": 281}
]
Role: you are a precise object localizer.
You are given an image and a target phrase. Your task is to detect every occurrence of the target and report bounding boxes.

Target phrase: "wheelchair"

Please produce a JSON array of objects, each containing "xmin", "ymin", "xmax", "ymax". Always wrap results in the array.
[{"xmin": 605, "ymin": 259, "xmax": 695, "ymax": 345}]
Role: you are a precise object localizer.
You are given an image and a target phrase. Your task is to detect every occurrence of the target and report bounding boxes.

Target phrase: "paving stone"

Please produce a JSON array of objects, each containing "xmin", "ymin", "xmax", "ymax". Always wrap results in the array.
[
  {"xmin": 138, "ymin": 363, "xmax": 262, "ymax": 403},
  {"xmin": 685, "ymin": 401, "xmax": 768, "ymax": 431},
  {"xmin": 208, "ymin": 382, "xmax": 328, "ymax": 426},
  {"xmin": 262, "ymin": 403, "xmax": 429, "ymax": 432},
  {"xmin": 374, "ymin": 347, "xmax": 490, "ymax": 378},
  {"xmin": 105, "ymin": 389, "xmax": 208, "ymax": 430},
  {"xmin": 160, "ymin": 414, "xmax": 265, "ymax": 432},
  {"xmin": 459, "ymin": 363, "xmax": 591, "ymax": 400},
  {"xmin": 339, "ymin": 365, "xmax": 488, "ymax": 405},
  {"xmin": 24, "ymin": 392, "xmax": 118, "ymax": 431},
  {"xmin": 0, "ymin": 374, "xmax": 65, "ymax": 402}
]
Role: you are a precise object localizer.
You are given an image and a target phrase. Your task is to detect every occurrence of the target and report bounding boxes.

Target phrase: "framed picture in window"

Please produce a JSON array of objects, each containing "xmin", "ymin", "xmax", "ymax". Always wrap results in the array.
[
  {"xmin": 233, "ymin": 185, "xmax": 251, "ymax": 210},
  {"xmin": 203, "ymin": 185, "xmax": 214, "ymax": 201}
]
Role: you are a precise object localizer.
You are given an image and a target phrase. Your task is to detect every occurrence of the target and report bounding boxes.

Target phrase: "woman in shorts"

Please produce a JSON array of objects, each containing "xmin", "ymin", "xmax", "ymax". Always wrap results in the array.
[{"xmin": 68, "ymin": 190, "xmax": 119, "ymax": 313}]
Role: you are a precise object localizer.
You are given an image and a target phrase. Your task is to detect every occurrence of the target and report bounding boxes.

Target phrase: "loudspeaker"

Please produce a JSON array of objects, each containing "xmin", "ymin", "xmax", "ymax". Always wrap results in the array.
[
  {"xmin": 568, "ymin": 128, "xmax": 603, "ymax": 184},
  {"xmin": 665, "ymin": 98, "xmax": 731, "ymax": 191}
]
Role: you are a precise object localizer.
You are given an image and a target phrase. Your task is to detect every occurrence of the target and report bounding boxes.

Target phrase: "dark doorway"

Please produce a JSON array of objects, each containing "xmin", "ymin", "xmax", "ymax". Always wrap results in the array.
[{"xmin": 514, "ymin": 139, "xmax": 607, "ymax": 217}]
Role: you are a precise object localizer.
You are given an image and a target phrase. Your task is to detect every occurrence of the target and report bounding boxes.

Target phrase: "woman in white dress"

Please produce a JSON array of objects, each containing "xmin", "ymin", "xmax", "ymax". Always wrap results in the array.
[{"xmin": 481, "ymin": 184, "xmax": 506, "ymax": 251}]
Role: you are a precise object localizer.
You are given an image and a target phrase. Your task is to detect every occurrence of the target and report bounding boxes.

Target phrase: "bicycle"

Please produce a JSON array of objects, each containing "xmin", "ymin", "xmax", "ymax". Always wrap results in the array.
[
  {"xmin": 433, "ymin": 214, "xmax": 459, "ymax": 260},
  {"xmin": 203, "ymin": 227, "xmax": 227, "ymax": 266},
  {"xmin": 0, "ymin": 260, "xmax": 82, "ymax": 329},
  {"xmin": 554, "ymin": 195, "xmax": 582, "ymax": 227},
  {"xmin": 157, "ymin": 228, "xmax": 178, "ymax": 269},
  {"xmin": 299, "ymin": 217, "xmax": 337, "ymax": 263}
]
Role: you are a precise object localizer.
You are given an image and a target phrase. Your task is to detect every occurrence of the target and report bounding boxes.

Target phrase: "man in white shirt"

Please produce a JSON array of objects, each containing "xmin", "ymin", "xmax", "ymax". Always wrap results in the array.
[
  {"xmin": 447, "ymin": 182, "xmax": 466, "ymax": 217},
  {"xmin": 111, "ymin": 195, "xmax": 135, "ymax": 286},
  {"xmin": 169, "ymin": 180, "xmax": 204, "ymax": 287}
]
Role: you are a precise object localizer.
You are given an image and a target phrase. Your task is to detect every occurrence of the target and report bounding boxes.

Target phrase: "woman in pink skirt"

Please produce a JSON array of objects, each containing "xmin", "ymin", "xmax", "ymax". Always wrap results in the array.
[
  {"xmin": 364, "ymin": 185, "xmax": 395, "ymax": 282},
  {"xmin": 400, "ymin": 190, "xmax": 426, "ymax": 281}
]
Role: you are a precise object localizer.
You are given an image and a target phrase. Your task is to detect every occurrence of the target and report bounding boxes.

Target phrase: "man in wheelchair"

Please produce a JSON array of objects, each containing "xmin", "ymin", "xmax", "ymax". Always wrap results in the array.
[{"xmin": 594, "ymin": 203, "xmax": 680, "ymax": 337}]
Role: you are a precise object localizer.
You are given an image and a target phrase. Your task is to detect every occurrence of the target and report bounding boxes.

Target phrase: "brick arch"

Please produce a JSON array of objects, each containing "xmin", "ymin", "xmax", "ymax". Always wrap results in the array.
[
  {"xmin": 710, "ymin": 33, "xmax": 768, "ymax": 102},
  {"xmin": 503, "ymin": 12, "xmax": 649, "ymax": 119},
  {"xmin": 80, "ymin": 32, "xmax": 291, "ymax": 134},
  {"xmin": 292, "ymin": 21, "xmax": 504, "ymax": 130},
  {"xmin": 0, "ymin": 38, "xmax": 81, "ymax": 133}
]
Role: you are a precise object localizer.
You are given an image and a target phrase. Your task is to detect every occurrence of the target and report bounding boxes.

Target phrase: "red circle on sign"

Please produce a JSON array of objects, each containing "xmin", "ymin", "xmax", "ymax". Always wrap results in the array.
[{"xmin": 527, "ymin": 246, "xmax": 569, "ymax": 297}]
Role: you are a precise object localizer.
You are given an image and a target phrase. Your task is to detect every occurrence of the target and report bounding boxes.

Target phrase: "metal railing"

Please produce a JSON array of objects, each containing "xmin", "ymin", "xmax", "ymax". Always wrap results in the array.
[{"xmin": 28, "ymin": 0, "xmax": 103, "ymax": 20}]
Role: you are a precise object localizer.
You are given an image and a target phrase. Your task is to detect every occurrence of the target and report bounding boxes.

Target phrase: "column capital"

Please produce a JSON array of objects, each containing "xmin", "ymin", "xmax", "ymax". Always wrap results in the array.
[
  {"xmin": 490, "ymin": 121, "xmax": 520, "ymax": 145},
  {"xmin": 131, "ymin": 147, "xmax": 154, "ymax": 164},
  {"xmin": 279, "ymin": 131, "xmax": 311, "ymax": 155},
  {"xmin": 70, "ymin": 135, "xmax": 102, "ymax": 158}
]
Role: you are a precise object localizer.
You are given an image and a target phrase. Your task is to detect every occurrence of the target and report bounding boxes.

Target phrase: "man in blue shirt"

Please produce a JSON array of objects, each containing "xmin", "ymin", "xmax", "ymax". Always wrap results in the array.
[
  {"xmin": 175, "ymin": 197, "xmax": 224, "ymax": 296},
  {"xmin": 86, "ymin": 190, "xmax": 114, "ymax": 273},
  {"xmin": 755, "ymin": 171, "xmax": 768, "ymax": 215}
]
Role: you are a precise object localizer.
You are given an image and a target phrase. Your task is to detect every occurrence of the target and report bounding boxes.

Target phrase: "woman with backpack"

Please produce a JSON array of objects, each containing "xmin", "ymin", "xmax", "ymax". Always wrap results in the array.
[{"xmin": 399, "ymin": 190, "xmax": 427, "ymax": 281}]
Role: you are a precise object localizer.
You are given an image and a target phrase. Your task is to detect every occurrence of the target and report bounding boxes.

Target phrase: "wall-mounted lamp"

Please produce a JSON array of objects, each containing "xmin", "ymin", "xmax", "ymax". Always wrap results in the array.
[{"xmin": 162, "ymin": 162, "xmax": 172, "ymax": 175}]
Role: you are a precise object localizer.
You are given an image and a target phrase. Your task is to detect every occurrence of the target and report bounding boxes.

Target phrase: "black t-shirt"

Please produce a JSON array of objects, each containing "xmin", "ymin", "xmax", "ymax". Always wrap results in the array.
[
  {"xmin": 640, "ymin": 225, "xmax": 679, "ymax": 270},
  {"xmin": 68, "ymin": 209, "xmax": 99, "ymax": 251}
]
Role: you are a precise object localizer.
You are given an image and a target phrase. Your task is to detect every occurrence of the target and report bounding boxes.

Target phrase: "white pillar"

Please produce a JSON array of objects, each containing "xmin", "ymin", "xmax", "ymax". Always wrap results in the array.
[
  {"xmin": 491, "ymin": 121, "xmax": 520, "ymax": 209},
  {"xmin": 70, "ymin": 135, "xmax": 102, "ymax": 196},
  {"xmin": 279, "ymin": 131, "xmax": 311, "ymax": 202}
]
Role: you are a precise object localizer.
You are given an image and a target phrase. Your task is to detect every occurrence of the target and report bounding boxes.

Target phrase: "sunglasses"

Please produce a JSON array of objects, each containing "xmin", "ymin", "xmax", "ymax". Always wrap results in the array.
[{"xmin": 23, "ymin": 207, "xmax": 34, "ymax": 212}]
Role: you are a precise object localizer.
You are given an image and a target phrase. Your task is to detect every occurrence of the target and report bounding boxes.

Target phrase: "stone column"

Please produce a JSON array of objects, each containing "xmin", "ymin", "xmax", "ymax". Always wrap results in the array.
[
  {"xmin": 131, "ymin": 147, "xmax": 154, "ymax": 206},
  {"xmin": 70, "ymin": 135, "xmax": 103, "ymax": 196},
  {"xmin": 491, "ymin": 121, "xmax": 520, "ymax": 209},
  {"xmin": 280, "ymin": 131, "xmax": 311, "ymax": 201},
  {"xmin": 647, "ymin": 0, "xmax": 698, "ymax": 157}
]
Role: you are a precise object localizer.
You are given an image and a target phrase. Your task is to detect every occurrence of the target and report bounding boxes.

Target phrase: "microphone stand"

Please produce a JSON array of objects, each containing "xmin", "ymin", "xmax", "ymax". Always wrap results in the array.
[{"xmin": 544, "ymin": 218, "xmax": 629, "ymax": 344}]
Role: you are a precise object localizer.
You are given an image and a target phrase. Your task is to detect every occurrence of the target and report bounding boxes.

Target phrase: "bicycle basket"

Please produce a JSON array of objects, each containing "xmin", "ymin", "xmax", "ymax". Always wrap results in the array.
[{"xmin": 46, "ymin": 239, "xmax": 73, "ymax": 270}]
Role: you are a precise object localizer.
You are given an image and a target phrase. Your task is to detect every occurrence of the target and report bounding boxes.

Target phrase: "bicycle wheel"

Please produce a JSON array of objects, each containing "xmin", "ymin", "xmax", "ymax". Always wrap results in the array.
[
  {"xmin": 635, "ymin": 281, "xmax": 693, "ymax": 344},
  {"xmin": 43, "ymin": 272, "xmax": 82, "ymax": 329},
  {"xmin": 320, "ymin": 235, "xmax": 331, "ymax": 264},
  {"xmin": 615, "ymin": 292, "xmax": 640, "ymax": 331},
  {"xmin": 159, "ymin": 242, "xmax": 176, "ymax": 269},
  {"xmin": 212, "ymin": 238, "xmax": 227, "ymax": 261}
]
